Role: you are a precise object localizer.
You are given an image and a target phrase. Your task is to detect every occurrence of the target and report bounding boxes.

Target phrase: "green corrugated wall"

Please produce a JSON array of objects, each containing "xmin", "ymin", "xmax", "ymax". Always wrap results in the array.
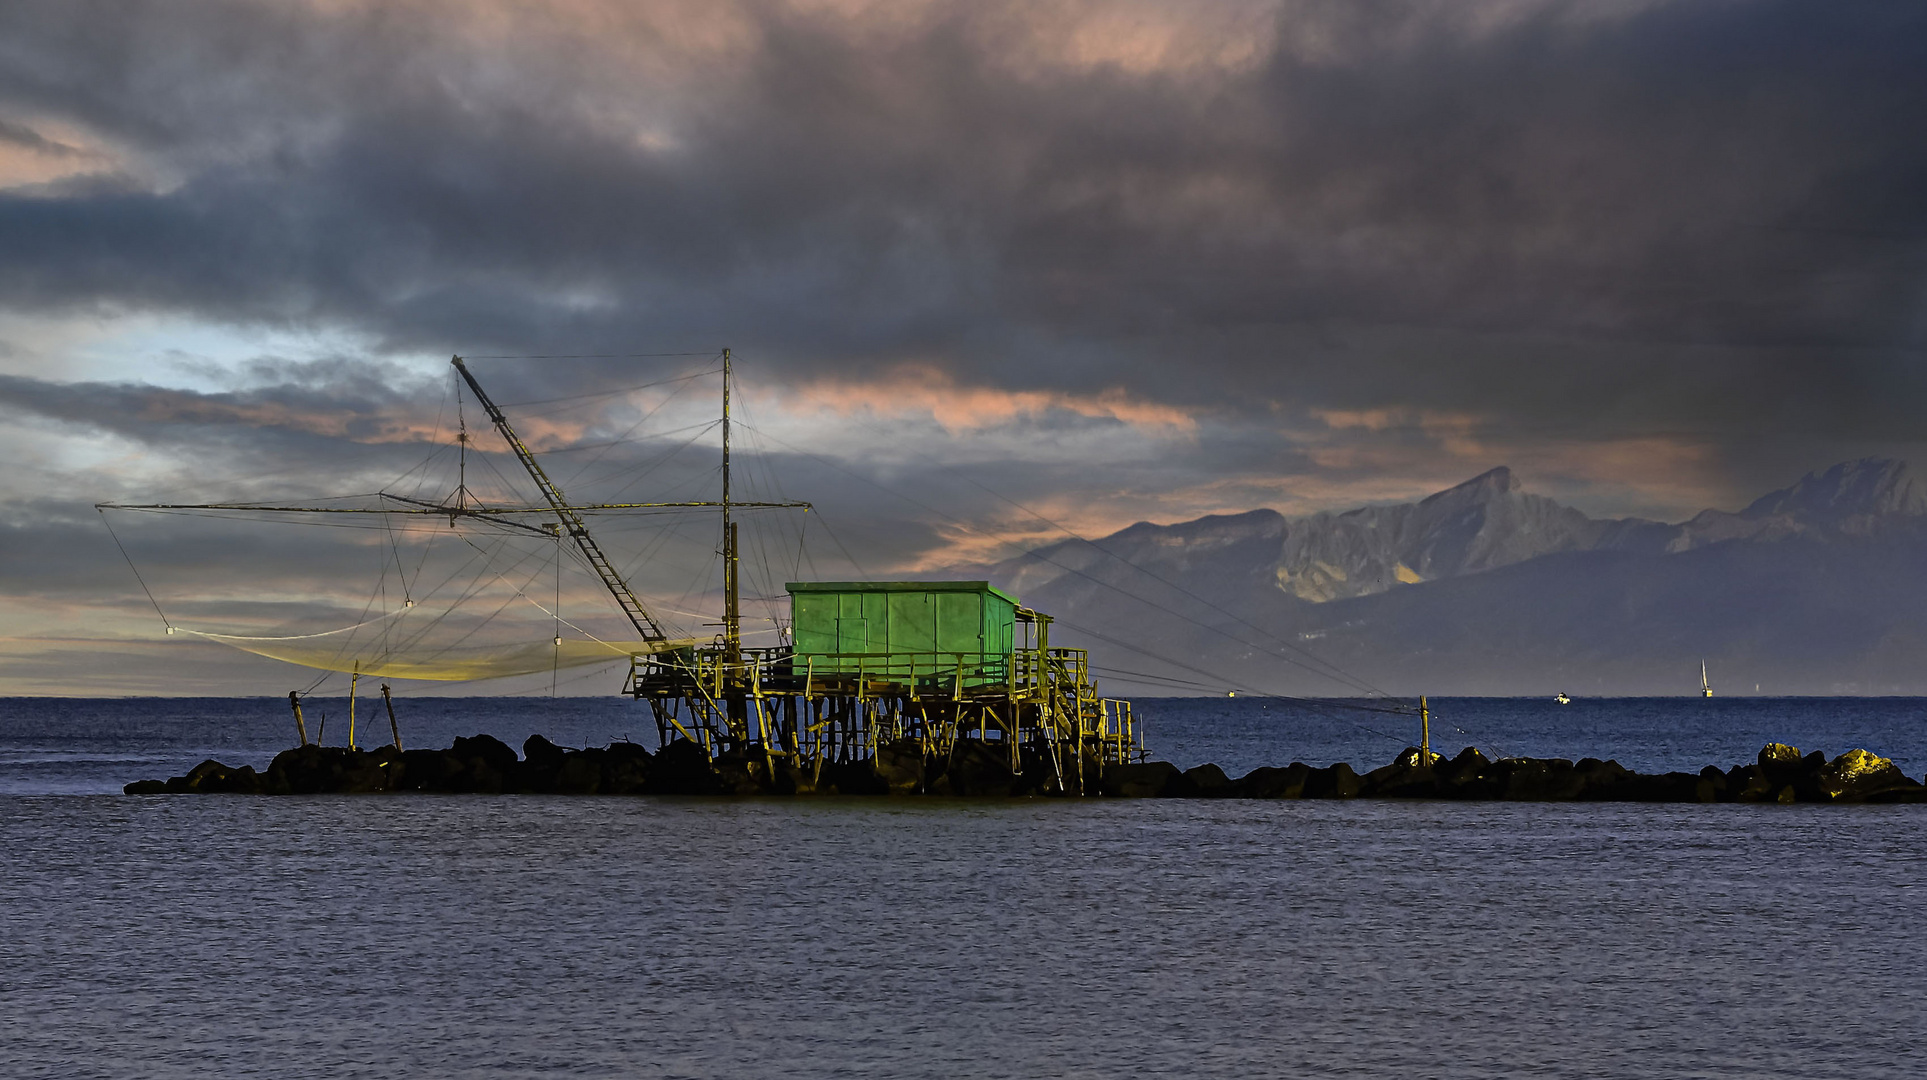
[{"xmin": 787, "ymin": 582, "xmax": 1016, "ymax": 673}]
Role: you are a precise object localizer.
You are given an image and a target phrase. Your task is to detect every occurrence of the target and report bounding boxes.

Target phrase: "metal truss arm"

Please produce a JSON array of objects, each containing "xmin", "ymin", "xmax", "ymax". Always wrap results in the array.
[{"xmin": 451, "ymin": 355, "xmax": 671, "ymax": 642}]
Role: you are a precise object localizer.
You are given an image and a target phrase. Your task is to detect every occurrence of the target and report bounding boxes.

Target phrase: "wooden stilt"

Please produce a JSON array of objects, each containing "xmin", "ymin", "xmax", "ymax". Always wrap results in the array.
[{"xmin": 382, "ymin": 683, "xmax": 402, "ymax": 751}]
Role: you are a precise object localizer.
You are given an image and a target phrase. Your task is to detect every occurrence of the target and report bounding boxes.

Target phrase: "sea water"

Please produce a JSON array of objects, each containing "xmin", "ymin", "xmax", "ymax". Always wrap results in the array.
[{"xmin": 3, "ymin": 697, "xmax": 1925, "ymax": 1078}]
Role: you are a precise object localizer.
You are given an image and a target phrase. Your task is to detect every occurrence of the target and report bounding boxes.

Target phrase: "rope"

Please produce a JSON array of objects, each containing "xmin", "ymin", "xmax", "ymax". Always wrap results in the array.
[
  {"xmin": 173, "ymin": 608, "xmax": 409, "ymax": 641},
  {"xmin": 98, "ymin": 509, "xmax": 171, "ymax": 632},
  {"xmin": 500, "ymin": 366, "xmax": 720, "ymax": 413},
  {"xmin": 552, "ymin": 532, "xmax": 561, "ymax": 698},
  {"xmin": 460, "ymin": 351, "xmax": 722, "ymax": 359},
  {"xmin": 448, "ymin": 531, "xmax": 661, "ymax": 655}
]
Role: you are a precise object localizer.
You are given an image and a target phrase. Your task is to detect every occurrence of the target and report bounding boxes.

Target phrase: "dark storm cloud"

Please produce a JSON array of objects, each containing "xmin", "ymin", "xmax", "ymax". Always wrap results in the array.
[
  {"xmin": 2, "ymin": 0, "xmax": 1924, "ymax": 435},
  {"xmin": 0, "ymin": 365, "xmax": 458, "ymax": 505}
]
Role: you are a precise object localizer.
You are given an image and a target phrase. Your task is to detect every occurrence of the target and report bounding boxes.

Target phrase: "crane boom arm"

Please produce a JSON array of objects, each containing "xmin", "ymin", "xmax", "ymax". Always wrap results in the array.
[{"xmin": 451, "ymin": 356, "xmax": 670, "ymax": 642}]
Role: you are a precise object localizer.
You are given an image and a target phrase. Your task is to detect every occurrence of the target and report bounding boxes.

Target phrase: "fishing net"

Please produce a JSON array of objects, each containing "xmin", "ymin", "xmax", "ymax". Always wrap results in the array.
[{"xmin": 176, "ymin": 617, "xmax": 699, "ymax": 682}]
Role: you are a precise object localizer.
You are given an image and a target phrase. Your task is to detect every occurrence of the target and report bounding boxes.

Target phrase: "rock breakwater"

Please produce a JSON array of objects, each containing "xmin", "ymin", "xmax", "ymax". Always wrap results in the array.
[{"xmin": 124, "ymin": 737, "xmax": 1927, "ymax": 803}]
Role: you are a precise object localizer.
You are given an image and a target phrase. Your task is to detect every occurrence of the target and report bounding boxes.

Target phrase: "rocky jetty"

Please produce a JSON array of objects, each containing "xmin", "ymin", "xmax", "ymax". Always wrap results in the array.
[
  {"xmin": 1113, "ymin": 742, "xmax": 1924, "ymax": 803},
  {"xmin": 125, "ymin": 737, "xmax": 1926, "ymax": 803}
]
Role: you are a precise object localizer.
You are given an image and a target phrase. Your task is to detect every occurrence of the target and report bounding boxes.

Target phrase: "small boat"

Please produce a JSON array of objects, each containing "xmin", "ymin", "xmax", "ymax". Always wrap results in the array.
[
  {"xmin": 1700, "ymin": 660, "xmax": 1713, "ymax": 698},
  {"xmin": 1554, "ymin": 692, "xmax": 1571, "ymax": 705}
]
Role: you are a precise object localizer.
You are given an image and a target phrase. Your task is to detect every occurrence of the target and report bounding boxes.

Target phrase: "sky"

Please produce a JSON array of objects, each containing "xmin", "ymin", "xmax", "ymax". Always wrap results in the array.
[{"xmin": 1, "ymin": 0, "xmax": 1924, "ymax": 695}]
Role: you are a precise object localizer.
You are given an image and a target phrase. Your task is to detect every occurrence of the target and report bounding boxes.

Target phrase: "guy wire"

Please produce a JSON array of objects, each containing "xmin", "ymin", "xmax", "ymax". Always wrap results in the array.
[{"xmin": 98, "ymin": 508, "xmax": 171, "ymax": 631}]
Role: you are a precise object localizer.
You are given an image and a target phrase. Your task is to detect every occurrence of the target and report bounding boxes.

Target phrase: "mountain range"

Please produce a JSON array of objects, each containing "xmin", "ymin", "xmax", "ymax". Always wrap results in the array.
[{"xmin": 983, "ymin": 459, "xmax": 1927, "ymax": 696}]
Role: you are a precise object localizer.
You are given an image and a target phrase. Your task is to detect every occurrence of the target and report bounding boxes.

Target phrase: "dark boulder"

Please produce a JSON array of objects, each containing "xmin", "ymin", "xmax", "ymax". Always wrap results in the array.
[
  {"xmin": 600, "ymin": 742, "xmax": 652, "ymax": 794},
  {"xmin": 381, "ymin": 735, "xmax": 516, "ymax": 794},
  {"xmin": 1758, "ymin": 742, "xmax": 1804, "ymax": 772},
  {"xmin": 523, "ymin": 733, "xmax": 565, "ymax": 766},
  {"xmin": 339, "ymin": 748, "xmax": 395, "ymax": 794},
  {"xmin": 1752, "ymin": 744, "xmax": 1828, "ymax": 801},
  {"xmin": 449, "ymin": 734, "xmax": 519, "ymax": 793},
  {"xmin": 938, "ymin": 739, "xmax": 1018, "ymax": 797},
  {"xmin": 650, "ymin": 738, "xmax": 723, "ymax": 795},
  {"xmin": 452, "ymin": 734, "xmax": 519, "ymax": 770},
  {"xmin": 456, "ymin": 758, "xmax": 508, "ymax": 794},
  {"xmin": 819, "ymin": 758, "xmax": 887, "ymax": 795},
  {"xmin": 266, "ymin": 746, "xmax": 317, "ymax": 793},
  {"xmin": 1817, "ymin": 749, "xmax": 1921, "ymax": 803},
  {"xmin": 1756, "ymin": 743, "xmax": 1822, "ymax": 798},
  {"xmin": 519, "ymin": 734, "xmax": 567, "ymax": 793},
  {"xmin": 554, "ymin": 749, "xmax": 605, "ymax": 795},
  {"xmin": 712, "ymin": 749, "xmax": 774, "ymax": 795},
  {"xmin": 1697, "ymin": 765, "xmax": 1730, "ymax": 803},
  {"xmin": 166, "ymin": 758, "xmax": 230, "ymax": 793},
  {"xmin": 875, "ymin": 739, "xmax": 927, "ymax": 795},
  {"xmin": 1065, "ymin": 747, "xmax": 1109, "ymax": 796},
  {"xmin": 123, "ymin": 779, "xmax": 168, "ymax": 795},
  {"xmin": 164, "ymin": 758, "xmax": 267, "ymax": 794},
  {"xmin": 1569, "ymin": 758, "xmax": 1631, "ymax": 801},
  {"xmin": 1101, "ymin": 761, "xmax": 1185, "ymax": 798},
  {"xmin": 266, "ymin": 745, "xmax": 393, "ymax": 795},
  {"xmin": 1435, "ymin": 747, "xmax": 1497, "ymax": 799},
  {"xmin": 1362, "ymin": 748, "xmax": 1443, "ymax": 799},
  {"xmin": 1014, "ymin": 745, "xmax": 1072, "ymax": 796},
  {"xmin": 1612, "ymin": 771, "xmax": 1703, "ymax": 802},
  {"xmin": 1234, "ymin": 763, "xmax": 1310, "ymax": 799},
  {"xmin": 1303, "ymin": 762, "xmax": 1361, "ymax": 799},
  {"xmin": 1182, "ymin": 763, "xmax": 1234, "ymax": 797},
  {"xmin": 770, "ymin": 757, "xmax": 818, "ymax": 796},
  {"xmin": 1489, "ymin": 758, "xmax": 1586, "ymax": 801},
  {"xmin": 1435, "ymin": 746, "xmax": 1490, "ymax": 780},
  {"xmin": 394, "ymin": 748, "xmax": 462, "ymax": 792},
  {"xmin": 207, "ymin": 765, "xmax": 265, "ymax": 794},
  {"xmin": 1729, "ymin": 763, "xmax": 1776, "ymax": 803}
]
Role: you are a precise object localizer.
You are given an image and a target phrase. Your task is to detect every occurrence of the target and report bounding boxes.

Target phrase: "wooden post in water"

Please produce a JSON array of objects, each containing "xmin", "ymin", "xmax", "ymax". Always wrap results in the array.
[
  {"xmin": 381, "ymin": 683, "xmax": 401, "ymax": 751},
  {"xmin": 288, "ymin": 691, "xmax": 309, "ymax": 746}
]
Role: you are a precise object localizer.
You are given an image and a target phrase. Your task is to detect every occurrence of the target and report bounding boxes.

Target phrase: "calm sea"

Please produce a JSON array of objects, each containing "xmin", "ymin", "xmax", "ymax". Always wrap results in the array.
[{"xmin": 4, "ymin": 696, "xmax": 1925, "ymax": 1078}]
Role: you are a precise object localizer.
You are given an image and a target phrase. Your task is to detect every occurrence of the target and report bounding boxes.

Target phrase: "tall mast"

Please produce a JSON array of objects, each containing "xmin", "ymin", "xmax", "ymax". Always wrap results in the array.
[
  {"xmin": 721, "ymin": 348, "xmax": 740, "ymax": 663},
  {"xmin": 455, "ymin": 376, "xmax": 470, "ymax": 508}
]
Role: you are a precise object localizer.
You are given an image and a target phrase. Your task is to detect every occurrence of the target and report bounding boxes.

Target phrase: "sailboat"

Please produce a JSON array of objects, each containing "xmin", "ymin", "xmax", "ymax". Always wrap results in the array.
[{"xmin": 1700, "ymin": 660, "xmax": 1713, "ymax": 698}]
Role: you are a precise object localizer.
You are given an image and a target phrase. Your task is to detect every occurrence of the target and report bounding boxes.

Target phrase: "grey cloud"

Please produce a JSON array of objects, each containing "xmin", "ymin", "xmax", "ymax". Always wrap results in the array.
[{"xmin": 0, "ymin": 118, "xmax": 81, "ymax": 155}]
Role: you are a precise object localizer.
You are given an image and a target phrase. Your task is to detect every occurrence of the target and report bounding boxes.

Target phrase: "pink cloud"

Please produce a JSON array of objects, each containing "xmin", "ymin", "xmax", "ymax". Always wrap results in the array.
[{"xmin": 780, "ymin": 363, "xmax": 1197, "ymax": 434}]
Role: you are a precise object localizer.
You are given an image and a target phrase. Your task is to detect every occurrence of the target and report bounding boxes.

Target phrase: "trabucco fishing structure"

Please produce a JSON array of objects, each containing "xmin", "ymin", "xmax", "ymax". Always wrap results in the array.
[{"xmin": 100, "ymin": 352, "xmax": 1150, "ymax": 793}]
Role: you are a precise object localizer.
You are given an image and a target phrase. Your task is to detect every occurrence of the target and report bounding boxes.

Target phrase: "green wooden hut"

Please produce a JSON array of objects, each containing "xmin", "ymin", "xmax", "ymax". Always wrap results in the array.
[{"xmin": 786, "ymin": 581, "xmax": 1019, "ymax": 684}]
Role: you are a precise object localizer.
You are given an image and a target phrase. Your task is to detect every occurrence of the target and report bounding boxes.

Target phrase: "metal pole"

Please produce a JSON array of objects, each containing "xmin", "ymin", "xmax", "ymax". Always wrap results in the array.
[
  {"xmin": 382, "ymin": 683, "xmax": 402, "ymax": 751},
  {"xmin": 1420, "ymin": 695, "xmax": 1430, "ymax": 765},
  {"xmin": 348, "ymin": 669, "xmax": 359, "ymax": 750},
  {"xmin": 722, "ymin": 348, "xmax": 738, "ymax": 663},
  {"xmin": 718, "ymin": 351, "xmax": 746, "ymax": 747}
]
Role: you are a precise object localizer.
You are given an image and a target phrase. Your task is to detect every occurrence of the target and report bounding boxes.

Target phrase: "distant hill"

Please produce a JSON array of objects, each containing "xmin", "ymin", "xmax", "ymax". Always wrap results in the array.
[{"xmin": 983, "ymin": 459, "xmax": 1927, "ymax": 696}]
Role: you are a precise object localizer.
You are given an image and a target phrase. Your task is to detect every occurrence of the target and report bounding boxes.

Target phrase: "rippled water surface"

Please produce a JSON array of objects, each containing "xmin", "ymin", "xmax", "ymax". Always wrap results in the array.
[{"xmin": 4, "ymin": 697, "xmax": 1925, "ymax": 1078}]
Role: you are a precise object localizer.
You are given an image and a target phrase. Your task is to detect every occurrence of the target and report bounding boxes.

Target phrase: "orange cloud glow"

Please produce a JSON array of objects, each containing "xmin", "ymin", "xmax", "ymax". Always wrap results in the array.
[{"xmin": 779, "ymin": 364, "xmax": 1196, "ymax": 434}]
